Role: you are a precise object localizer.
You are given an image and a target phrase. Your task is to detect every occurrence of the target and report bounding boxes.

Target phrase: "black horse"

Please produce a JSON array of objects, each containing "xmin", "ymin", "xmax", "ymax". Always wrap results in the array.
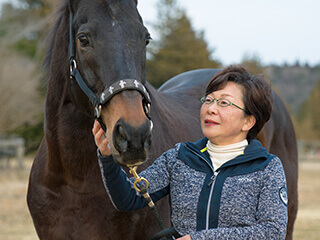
[{"xmin": 27, "ymin": 0, "xmax": 298, "ymax": 239}]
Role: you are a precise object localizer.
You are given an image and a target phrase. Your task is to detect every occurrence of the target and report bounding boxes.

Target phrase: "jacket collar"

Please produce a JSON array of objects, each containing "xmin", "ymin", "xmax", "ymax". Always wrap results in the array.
[{"xmin": 184, "ymin": 137, "xmax": 268, "ymax": 171}]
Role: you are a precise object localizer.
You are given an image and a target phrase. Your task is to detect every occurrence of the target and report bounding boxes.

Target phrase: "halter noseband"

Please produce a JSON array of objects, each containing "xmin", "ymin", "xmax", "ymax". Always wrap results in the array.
[{"xmin": 68, "ymin": 10, "xmax": 151, "ymax": 132}]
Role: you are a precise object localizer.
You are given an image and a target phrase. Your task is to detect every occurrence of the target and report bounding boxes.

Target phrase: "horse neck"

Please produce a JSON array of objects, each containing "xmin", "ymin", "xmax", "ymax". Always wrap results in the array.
[
  {"xmin": 44, "ymin": 65, "xmax": 98, "ymax": 184},
  {"xmin": 145, "ymin": 83, "xmax": 202, "ymax": 159},
  {"xmin": 41, "ymin": 6, "xmax": 97, "ymax": 180}
]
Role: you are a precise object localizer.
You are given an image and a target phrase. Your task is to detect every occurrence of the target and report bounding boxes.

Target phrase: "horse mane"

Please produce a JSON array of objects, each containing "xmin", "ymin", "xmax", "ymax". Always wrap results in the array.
[{"xmin": 43, "ymin": 1, "xmax": 69, "ymax": 83}]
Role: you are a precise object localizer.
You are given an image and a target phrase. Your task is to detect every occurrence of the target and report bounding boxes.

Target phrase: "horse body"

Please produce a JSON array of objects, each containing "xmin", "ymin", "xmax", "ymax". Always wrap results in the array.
[{"xmin": 27, "ymin": 1, "xmax": 297, "ymax": 239}]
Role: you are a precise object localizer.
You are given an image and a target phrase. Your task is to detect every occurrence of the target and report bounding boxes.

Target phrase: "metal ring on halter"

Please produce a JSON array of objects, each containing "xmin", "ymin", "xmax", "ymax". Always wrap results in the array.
[
  {"xmin": 70, "ymin": 59, "xmax": 77, "ymax": 74},
  {"xmin": 95, "ymin": 104, "xmax": 102, "ymax": 119},
  {"xmin": 144, "ymin": 103, "xmax": 151, "ymax": 116},
  {"xmin": 133, "ymin": 177, "xmax": 149, "ymax": 192}
]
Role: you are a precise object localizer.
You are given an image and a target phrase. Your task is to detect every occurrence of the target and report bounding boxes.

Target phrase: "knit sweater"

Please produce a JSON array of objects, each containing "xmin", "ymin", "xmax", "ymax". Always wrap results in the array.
[{"xmin": 98, "ymin": 138, "xmax": 288, "ymax": 239}]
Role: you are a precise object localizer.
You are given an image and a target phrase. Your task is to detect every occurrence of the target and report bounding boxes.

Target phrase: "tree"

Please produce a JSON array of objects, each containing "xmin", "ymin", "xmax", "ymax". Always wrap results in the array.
[
  {"xmin": 147, "ymin": 0, "xmax": 220, "ymax": 88},
  {"xmin": 0, "ymin": 0, "xmax": 58, "ymax": 152},
  {"xmin": 0, "ymin": 0, "xmax": 55, "ymax": 60},
  {"xmin": 295, "ymin": 77, "xmax": 320, "ymax": 139},
  {"xmin": 306, "ymin": 79, "xmax": 320, "ymax": 137},
  {"xmin": 240, "ymin": 53, "xmax": 266, "ymax": 76}
]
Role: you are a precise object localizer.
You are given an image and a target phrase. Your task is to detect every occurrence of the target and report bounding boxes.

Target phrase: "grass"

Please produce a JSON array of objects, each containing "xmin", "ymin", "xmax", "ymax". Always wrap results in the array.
[
  {"xmin": 0, "ymin": 159, "xmax": 38, "ymax": 240},
  {"xmin": 0, "ymin": 158, "xmax": 319, "ymax": 239},
  {"xmin": 293, "ymin": 162, "xmax": 320, "ymax": 239}
]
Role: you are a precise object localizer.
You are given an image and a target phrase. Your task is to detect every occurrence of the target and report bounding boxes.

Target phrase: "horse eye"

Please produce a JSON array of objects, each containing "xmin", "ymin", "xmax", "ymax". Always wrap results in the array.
[{"xmin": 78, "ymin": 34, "xmax": 89, "ymax": 47}]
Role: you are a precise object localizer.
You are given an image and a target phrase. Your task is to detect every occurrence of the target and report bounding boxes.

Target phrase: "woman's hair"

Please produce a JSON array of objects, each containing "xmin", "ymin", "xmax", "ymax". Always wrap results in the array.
[{"xmin": 205, "ymin": 65, "xmax": 273, "ymax": 141}]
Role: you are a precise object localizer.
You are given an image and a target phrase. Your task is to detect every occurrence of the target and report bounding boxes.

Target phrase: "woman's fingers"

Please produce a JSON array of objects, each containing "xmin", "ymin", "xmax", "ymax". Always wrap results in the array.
[
  {"xmin": 92, "ymin": 120, "xmax": 111, "ymax": 156},
  {"xmin": 92, "ymin": 120, "xmax": 101, "ymax": 135},
  {"xmin": 94, "ymin": 125, "xmax": 106, "ymax": 146},
  {"xmin": 102, "ymin": 137, "xmax": 109, "ymax": 147},
  {"xmin": 96, "ymin": 128, "xmax": 105, "ymax": 142}
]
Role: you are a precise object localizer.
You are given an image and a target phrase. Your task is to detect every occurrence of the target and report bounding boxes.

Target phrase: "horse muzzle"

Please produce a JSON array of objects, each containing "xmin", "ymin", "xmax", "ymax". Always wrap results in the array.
[{"xmin": 112, "ymin": 118, "xmax": 153, "ymax": 167}]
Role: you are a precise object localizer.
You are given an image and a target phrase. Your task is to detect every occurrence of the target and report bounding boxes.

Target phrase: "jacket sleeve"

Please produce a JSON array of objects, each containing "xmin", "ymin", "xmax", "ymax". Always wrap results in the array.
[
  {"xmin": 189, "ymin": 156, "xmax": 288, "ymax": 240},
  {"xmin": 98, "ymin": 148, "xmax": 176, "ymax": 211}
]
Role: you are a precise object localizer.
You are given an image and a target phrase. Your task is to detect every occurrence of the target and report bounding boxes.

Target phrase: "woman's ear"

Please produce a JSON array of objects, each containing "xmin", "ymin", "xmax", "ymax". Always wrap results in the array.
[{"xmin": 242, "ymin": 115, "xmax": 256, "ymax": 132}]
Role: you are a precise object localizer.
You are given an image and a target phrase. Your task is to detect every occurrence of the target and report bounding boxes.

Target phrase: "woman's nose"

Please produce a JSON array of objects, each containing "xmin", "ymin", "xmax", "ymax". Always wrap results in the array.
[{"xmin": 207, "ymin": 102, "xmax": 219, "ymax": 114}]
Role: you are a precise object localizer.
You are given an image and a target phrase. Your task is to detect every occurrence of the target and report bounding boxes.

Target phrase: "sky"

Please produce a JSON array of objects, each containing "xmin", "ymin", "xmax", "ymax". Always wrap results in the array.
[
  {"xmin": 137, "ymin": 0, "xmax": 320, "ymax": 66},
  {"xmin": 0, "ymin": 0, "xmax": 319, "ymax": 66}
]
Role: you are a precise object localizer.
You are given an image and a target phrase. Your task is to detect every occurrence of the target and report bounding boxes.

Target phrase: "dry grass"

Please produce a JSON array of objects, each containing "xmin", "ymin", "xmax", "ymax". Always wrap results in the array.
[
  {"xmin": 0, "ymin": 159, "xmax": 38, "ymax": 240},
  {"xmin": 293, "ymin": 161, "xmax": 320, "ymax": 239},
  {"xmin": 0, "ymin": 157, "xmax": 319, "ymax": 239}
]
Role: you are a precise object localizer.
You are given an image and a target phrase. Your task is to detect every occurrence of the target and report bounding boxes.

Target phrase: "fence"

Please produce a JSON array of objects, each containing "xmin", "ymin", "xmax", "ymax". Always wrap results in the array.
[
  {"xmin": 298, "ymin": 140, "xmax": 320, "ymax": 161},
  {"xmin": 0, "ymin": 137, "xmax": 25, "ymax": 168}
]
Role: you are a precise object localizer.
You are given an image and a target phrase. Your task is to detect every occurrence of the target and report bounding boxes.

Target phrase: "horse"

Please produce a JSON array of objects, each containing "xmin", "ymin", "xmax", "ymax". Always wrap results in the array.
[{"xmin": 27, "ymin": 0, "xmax": 298, "ymax": 239}]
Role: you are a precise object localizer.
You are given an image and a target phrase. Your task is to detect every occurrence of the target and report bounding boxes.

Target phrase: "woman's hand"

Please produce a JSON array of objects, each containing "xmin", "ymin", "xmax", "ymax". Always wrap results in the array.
[
  {"xmin": 177, "ymin": 235, "xmax": 191, "ymax": 240},
  {"xmin": 92, "ymin": 120, "xmax": 112, "ymax": 156}
]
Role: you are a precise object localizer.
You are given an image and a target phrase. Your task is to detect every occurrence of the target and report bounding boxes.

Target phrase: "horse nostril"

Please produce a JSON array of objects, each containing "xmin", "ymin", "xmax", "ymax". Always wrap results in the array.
[
  {"xmin": 113, "ymin": 119, "xmax": 152, "ymax": 160},
  {"xmin": 114, "ymin": 125, "xmax": 128, "ymax": 153}
]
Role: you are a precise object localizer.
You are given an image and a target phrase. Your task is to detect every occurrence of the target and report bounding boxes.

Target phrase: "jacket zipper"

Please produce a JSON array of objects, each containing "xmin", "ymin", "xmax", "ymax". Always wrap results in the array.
[
  {"xmin": 185, "ymin": 145, "xmax": 217, "ymax": 231},
  {"xmin": 208, "ymin": 174, "xmax": 216, "ymax": 187},
  {"xmin": 206, "ymin": 171, "xmax": 218, "ymax": 230}
]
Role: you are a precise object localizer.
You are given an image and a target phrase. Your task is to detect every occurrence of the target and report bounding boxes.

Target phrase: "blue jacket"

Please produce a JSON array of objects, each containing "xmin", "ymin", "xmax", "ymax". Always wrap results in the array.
[{"xmin": 98, "ymin": 138, "xmax": 288, "ymax": 239}]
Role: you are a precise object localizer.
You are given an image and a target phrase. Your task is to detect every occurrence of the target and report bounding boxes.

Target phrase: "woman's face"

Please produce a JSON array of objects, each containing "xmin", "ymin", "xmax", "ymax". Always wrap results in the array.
[{"xmin": 200, "ymin": 81, "xmax": 255, "ymax": 145}]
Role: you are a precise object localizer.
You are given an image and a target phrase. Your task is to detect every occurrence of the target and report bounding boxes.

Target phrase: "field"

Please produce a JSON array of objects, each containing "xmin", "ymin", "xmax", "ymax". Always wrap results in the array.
[{"xmin": 0, "ymin": 158, "xmax": 319, "ymax": 239}]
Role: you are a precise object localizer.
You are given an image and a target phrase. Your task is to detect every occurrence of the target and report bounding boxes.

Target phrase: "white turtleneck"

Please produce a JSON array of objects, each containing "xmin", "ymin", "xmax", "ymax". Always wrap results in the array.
[{"xmin": 206, "ymin": 139, "xmax": 248, "ymax": 171}]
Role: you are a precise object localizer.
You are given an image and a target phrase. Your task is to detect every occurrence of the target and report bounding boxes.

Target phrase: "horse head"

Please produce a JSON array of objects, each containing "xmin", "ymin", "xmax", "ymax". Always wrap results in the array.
[{"xmin": 68, "ymin": 0, "xmax": 152, "ymax": 167}]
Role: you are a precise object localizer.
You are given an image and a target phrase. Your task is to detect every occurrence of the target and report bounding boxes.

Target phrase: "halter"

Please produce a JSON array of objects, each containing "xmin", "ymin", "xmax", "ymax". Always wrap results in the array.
[{"xmin": 68, "ymin": 10, "xmax": 151, "ymax": 132}]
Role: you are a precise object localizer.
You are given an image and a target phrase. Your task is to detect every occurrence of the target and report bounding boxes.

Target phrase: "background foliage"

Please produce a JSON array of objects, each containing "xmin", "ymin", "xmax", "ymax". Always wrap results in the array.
[
  {"xmin": 0, "ymin": 0, "xmax": 319, "ymax": 154},
  {"xmin": 146, "ymin": 0, "xmax": 221, "ymax": 88}
]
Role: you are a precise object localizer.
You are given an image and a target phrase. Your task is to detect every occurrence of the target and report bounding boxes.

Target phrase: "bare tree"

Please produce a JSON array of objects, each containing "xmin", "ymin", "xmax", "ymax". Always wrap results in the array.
[{"xmin": 0, "ymin": 47, "xmax": 43, "ymax": 134}]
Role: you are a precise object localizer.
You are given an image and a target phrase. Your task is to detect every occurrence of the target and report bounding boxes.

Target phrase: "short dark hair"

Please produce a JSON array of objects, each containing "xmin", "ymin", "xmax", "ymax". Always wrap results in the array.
[{"xmin": 205, "ymin": 65, "xmax": 273, "ymax": 141}]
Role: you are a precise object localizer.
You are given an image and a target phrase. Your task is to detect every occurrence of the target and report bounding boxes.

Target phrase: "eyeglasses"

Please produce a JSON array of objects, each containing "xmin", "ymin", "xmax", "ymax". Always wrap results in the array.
[{"xmin": 199, "ymin": 96, "xmax": 247, "ymax": 113}]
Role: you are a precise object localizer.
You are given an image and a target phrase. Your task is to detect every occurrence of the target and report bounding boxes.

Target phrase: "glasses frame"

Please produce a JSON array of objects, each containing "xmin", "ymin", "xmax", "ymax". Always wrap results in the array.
[{"xmin": 199, "ymin": 96, "xmax": 248, "ymax": 113}]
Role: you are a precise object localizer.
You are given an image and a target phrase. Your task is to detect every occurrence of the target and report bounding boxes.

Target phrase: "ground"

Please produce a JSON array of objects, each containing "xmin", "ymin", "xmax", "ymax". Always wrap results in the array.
[{"xmin": 0, "ymin": 157, "xmax": 319, "ymax": 239}]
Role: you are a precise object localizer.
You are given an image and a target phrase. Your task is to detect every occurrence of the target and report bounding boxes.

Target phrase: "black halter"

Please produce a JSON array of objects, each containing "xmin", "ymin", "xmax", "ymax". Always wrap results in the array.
[{"xmin": 68, "ymin": 10, "xmax": 151, "ymax": 132}]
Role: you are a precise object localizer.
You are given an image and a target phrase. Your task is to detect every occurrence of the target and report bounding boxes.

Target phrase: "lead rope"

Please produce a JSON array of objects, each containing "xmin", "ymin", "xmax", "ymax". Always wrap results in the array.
[{"xmin": 129, "ymin": 166, "xmax": 176, "ymax": 240}]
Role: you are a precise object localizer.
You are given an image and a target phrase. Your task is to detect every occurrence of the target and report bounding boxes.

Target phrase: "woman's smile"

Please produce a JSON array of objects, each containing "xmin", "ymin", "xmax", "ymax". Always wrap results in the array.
[{"xmin": 204, "ymin": 119, "xmax": 219, "ymax": 126}]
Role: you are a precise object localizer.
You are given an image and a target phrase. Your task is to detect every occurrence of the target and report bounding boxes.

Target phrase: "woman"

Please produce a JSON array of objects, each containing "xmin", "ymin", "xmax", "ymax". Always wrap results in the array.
[{"xmin": 93, "ymin": 66, "xmax": 288, "ymax": 239}]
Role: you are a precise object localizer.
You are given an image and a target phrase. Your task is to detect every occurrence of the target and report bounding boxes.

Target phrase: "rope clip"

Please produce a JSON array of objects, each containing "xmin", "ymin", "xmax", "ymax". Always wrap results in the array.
[{"xmin": 129, "ymin": 166, "xmax": 149, "ymax": 192}]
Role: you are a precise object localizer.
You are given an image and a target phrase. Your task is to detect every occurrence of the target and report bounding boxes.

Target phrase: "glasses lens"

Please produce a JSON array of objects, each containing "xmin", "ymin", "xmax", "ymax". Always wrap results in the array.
[
  {"xmin": 200, "ymin": 96, "xmax": 211, "ymax": 104},
  {"xmin": 217, "ymin": 98, "xmax": 231, "ymax": 107}
]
